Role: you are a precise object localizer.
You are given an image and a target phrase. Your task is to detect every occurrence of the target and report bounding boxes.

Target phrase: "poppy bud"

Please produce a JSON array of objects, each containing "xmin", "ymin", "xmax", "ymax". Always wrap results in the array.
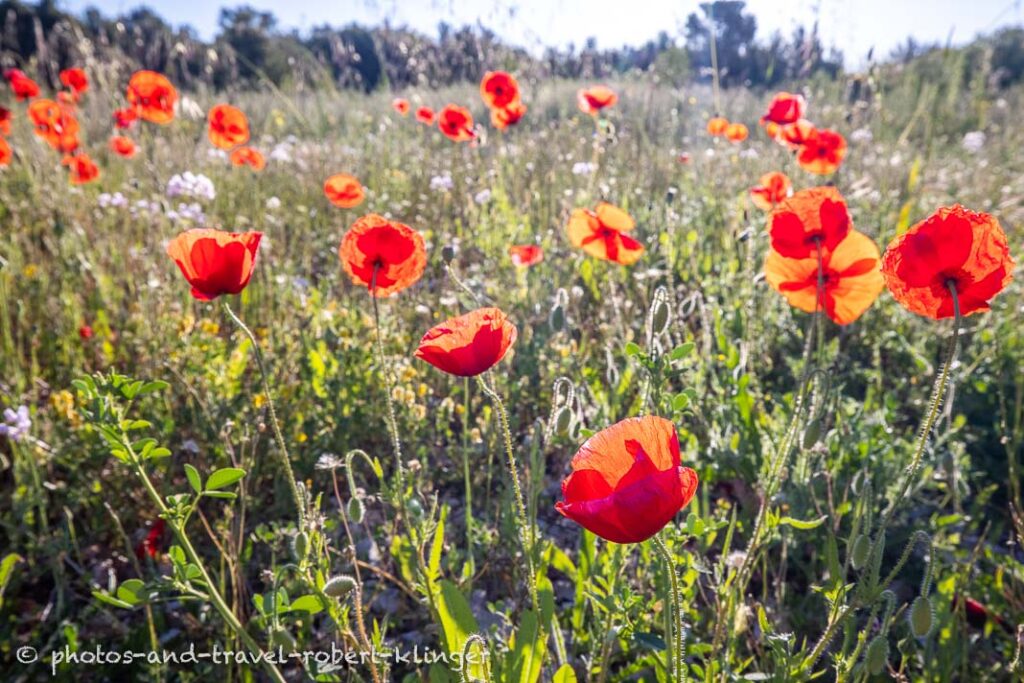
[
  {"xmin": 441, "ymin": 244, "xmax": 457, "ymax": 264},
  {"xmin": 802, "ymin": 417, "xmax": 822, "ymax": 449},
  {"xmin": 910, "ymin": 595, "xmax": 934, "ymax": 638},
  {"xmin": 271, "ymin": 627, "xmax": 297, "ymax": 652},
  {"xmin": 851, "ymin": 534, "xmax": 870, "ymax": 570},
  {"xmin": 865, "ymin": 636, "xmax": 888, "ymax": 675},
  {"xmin": 348, "ymin": 496, "xmax": 365, "ymax": 524},
  {"xmin": 648, "ymin": 288, "xmax": 671, "ymax": 340},
  {"xmin": 407, "ymin": 497, "xmax": 424, "ymax": 523},
  {"xmin": 323, "ymin": 574, "xmax": 357, "ymax": 598},
  {"xmin": 549, "ymin": 304, "xmax": 566, "ymax": 332},
  {"xmin": 554, "ymin": 406, "xmax": 573, "ymax": 435},
  {"xmin": 291, "ymin": 531, "xmax": 309, "ymax": 562}
]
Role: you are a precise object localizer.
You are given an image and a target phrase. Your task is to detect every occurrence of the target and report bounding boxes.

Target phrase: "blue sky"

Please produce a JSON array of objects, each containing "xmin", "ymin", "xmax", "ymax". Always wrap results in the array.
[{"xmin": 60, "ymin": 0, "xmax": 1023, "ymax": 67}]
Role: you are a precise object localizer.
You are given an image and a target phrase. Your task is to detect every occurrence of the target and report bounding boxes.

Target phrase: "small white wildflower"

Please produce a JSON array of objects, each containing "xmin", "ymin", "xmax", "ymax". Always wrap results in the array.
[
  {"xmin": 266, "ymin": 196, "xmax": 281, "ymax": 210},
  {"xmin": 850, "ymin": 127, "xmax": 873, "ymax": 143},
  {"xmin": 962, "ymin": 131, "xmax": 985, "ymax": 154},
  {"xmin": 474, "ymin": 189, "xmax": 492, "ymax": 204},
  {"xmin": 571, "ymin": 161, "xmax": 596, "ymax": 175},
  {"xmin": 430, "ymin": 173, "xmax": 454, "ymax": 192},
  {"xmin": 0, "ymin": 405, "xmax": 31, "ymax": 442}
]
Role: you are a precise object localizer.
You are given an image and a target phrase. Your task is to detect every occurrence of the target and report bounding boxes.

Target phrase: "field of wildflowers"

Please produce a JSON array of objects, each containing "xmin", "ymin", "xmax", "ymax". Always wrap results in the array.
[{"xmin": 1, "ymin": 47, "xmax": 1023, "ymax": 683}]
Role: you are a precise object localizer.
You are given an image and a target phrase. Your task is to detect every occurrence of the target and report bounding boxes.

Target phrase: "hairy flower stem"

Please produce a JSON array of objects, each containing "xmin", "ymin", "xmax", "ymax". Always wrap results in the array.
[
  {"xmin": 370, "ymin": 290, "xmax": 407, "ymax": 506},
  {"xmin": 653, "ymin": 534, "xmax": 687, "ymax": 683},
  {"xmin": 223, "ymin": 302, "xmax": 304, "ymax": 528}
]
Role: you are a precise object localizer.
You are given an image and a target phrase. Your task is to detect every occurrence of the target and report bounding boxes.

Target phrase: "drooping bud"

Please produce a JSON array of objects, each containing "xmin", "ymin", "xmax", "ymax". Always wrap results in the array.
[
  {"xmin": 865, "ymin": 636, "xmax": 889, "ymax": 675},
  {"xmin": 323, "ymin": 574, "xmax": 357, "ymax": 598},
  {"xmin": 851, "ymin": 534, "xmax": 870, "ymax": 570},
  {"xmin": 802, "ymin": 417, "xmax": 822, "ymax": 449},
  {"xmin": 291, "ymin": 531, "xmax": 309, "ymax": 562},
  {"xmin": 347, "ymin": 496, "xmax": 365, "ymax": 524},
  {"xmin": 910, "ymin": 595, "xmax": 934, "ymax": 638}
]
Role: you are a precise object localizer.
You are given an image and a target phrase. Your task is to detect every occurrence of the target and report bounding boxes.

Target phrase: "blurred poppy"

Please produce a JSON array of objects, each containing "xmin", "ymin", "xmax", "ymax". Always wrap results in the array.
[
  {"xmin": 781, "ymin": 119, "xmax": 815, "ymax": 148},
  {"xmin": 0, "ymin": 138, "xmax": 10, "ymax": 166},
  {"xmin": 59, "ymin": 68, "xmax": 88, "ymax": 96},
  {"xmin": 555, "ymin": 415, "xmax": 699, "ymax": 544},
  {"xmin": 63, "ymin": 153, "xmax": 99, "ymax": 185},
  {"xmin": 952, "ymin": 594, "xmax": 1012, "ymax": 632},
  {"xmin": 438, "ymin": 104, "xmax": 475, "ymax": 142},
  {"xmin": 706, "ymin": 116, "xmax": 729, "ymax": 136},
  {"xmin": 166, "ymin": 229, "xmax": 263, "ymax": 301},
  {"xmin": 749, "ymin": 172, "xmax": 792, "ymax": 211},
  {"xmin": 78, "ymin": 324, "xmax": 94, "ymax": 340},
  {"xmin": 324, "ymin": 173, "xmax": 365, "ymax": 208},
  {"xmin": 797, "ymin": 128, "xmax": 846, "ymax": 175},
  {"xmin": 763, "ymin": 120, "xmax": 782, "ymax": 140},
  {"xmin": 208, "ymin": 104, "xmax": 250, "ymax": 150},
  {"xmin": 109, "ymin": 135, "xmax": 137, "ymax": 158},
  {"xmin": 491, "ymin": 101, "xmax": 526, "ymax": 130},
  {"xmin": 769, "ymin": 186, "xmax": 851, "ymax": 259},
  {"xmin": 415, "ymin": 307, "xmax": 517, "ymax": 377},
  {"xmin": 724, "ymin": 122, "xmax": 749, "ymax": 142},
  {"xmin": 509, "ymin": 244, "xmax": 543, "ymax": 267},
  {"xmin": 113, "ymin": 107, "xmax": 138, "ymax": 129},
  {"xmin": 567, "ymin": 202, "xmax": 644, "ymax": 265},
  {"xmin": 135, "ymin": 519, "xmax": 166, "ymax": 560},
  {"xmin": 677, "ymin": 152, "xmax": 692, "ymax": 164},
  {"xmin": 0, "ymin": 106, "xmax": 10, "ymax": 136},
  {"xmin": 415, "ymin": 106, "xmax": 436, "ymax": 125},
  {"xmin": 126, "ymin": 70, "xmax": 177, "ymax": 125},
  {"xmin": 881, "ymin": 205, "xmax": 1014, "ymax": 319},
  {"xmin": 4, "ymin": 68, "xmax": 39, "ymax": 100},
  {"xmin": 765, "ymin": 229, "xmax": 884, "ymax": 325},
  {"xmin": 392, "ymin": 98, "xmax": 410, "ymax": 115},
  {"xmin": 230, "ymin": 146, "xmax": 266, "ymax": 171},
  {"xmin": 577, "ymin": 85, "xmax": 617, "ymax": 115},
  {"xmin": 761, "ymin": 91, "xmax": 806, "ymax": 126},
  {"xmin": 28, "ymin": 99, "xmax": 79, "ymax": 153},
  {"xmin": 57, "ymin": 91, "xmax": 78, "ymax": 108},
  {"xmin": 339, "ymin": 213, "xmax": 426, "ymax": 297},
  {"xmin": 480, "ymin": 71, "xmax": 521, "ymax": 110}
]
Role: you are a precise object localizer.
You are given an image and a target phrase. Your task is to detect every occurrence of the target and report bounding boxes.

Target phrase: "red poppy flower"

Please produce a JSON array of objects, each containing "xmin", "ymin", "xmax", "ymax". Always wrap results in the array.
[
  {"xmin": 761, "ymin": 91, "xmax": 806, "ymax": 126},
  {"xmin": 577, "ymin": 85, "xmax": 617, "ymax": 115},
  {"xmin": 0, "ymin": 106, "xmax": 11, "ymax": 136},
  {"xmin": 769, "ymin": 186, "xmax": 851, "ymax": 259},
  {"xmin": 491, "ymin": 101, "xmax": 526, "ymax": 130},
  {"xmin": 706, "ymin": 116, "xmax": 729, "ymax": 136},
  {"xmin": 749, "ymin": 172, "xmax": 792, "ymax": 211},
  {"xmin": 797, "ymin": 128, "xmax": 847, "ymax": 175},
  {"xmin": 555, "ymin": 416, "xmax": 699, "ymax": 544},
  {"xmin": 59, "ymin": 68, "xmax": 88, "ymax": 96},
  {"xmin": 126, "ymin": 70, "xmax": 177, "ymax": 125},
  {"xmin": 724, "ymin": 122, "xmax": 749, "ymax": 143},
  {"xmin": 78, "ymin": 324, "xmax": 94, "ymax": 340},
  {"xmin": 5, "ymin": 68, "xmax": 39, "ymax": 100},
  {"xmin": 135, "ymin": 519, "xmax": 166, "ymax": 560},
  {"xmin": 113, "ymin": 107, "xmax": 138, "ymax": 129},
  {"xmin": 208, "ymin": 104, "xmax": 250, "ymax": 150},
  {"xmin": 392, "ymin": 98, "xmax": 410, "ymax": 116},
  {"xmin": 63, "ymin": 153, "xmax": 99, "ymax": 185},
  {"xmin": 567, "ymin": 202, "xmax": 644, "ymax": 265},
  {"xmin": 781, "ymin": 119, "xmax": 815, "ymax": 148},
  {"xmin": 230, "ymin": 146, "xmax": 265, "ymax": 171},
  {"xmin": 766, "ymin": 230, "xmax": 884, "ymax": 325},
  {"xmin": 509, "ymin": 244, "xmax": 543, "ymax": 267},
  {"xmin": 480, "ymin": 71, "xmax": 521, "ymax": 110},
  {"xmin": 28, "ymin": 99, "xmax": 79, "ymax": 153},
  {"xmin": 166, "ymin": 229, "xmax": 263, "ymax": 301},
  {"xmin": 0, "ymin": 138, "xmax": 10, "ymax": 166},
  {"xmin": 109, "ymin": 135, "xmax": 137, "ymax": 158},
  {"xmin": 881, "ymin": 205, "xmax": 1014, "ymax": 319},
  {"xmin": 338, "ymin": 214, "xmax": 426, "ymax": 297},
  {"xmin": 438, "ymin": 104, "xmax": 475, "ymax": 142},
  {"xmin": 324, "ymin": 173, "xmax": 365, "ymax": 208},
  {"xmin": 415, "ymin": 307, "xmax": 518, "ymax": 377},
  {"xmin": 415, "ymin": 106, "xmax": 436, "ymax": 125}
]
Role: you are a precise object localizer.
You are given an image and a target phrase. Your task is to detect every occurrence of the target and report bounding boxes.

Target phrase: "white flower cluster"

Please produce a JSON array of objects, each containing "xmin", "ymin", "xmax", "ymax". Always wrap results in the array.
[
  {"xmin": 166, "ymin": 203, "xmax": 207, "ymax": 224},
  {"xmin": 430, "ymin": 173, "xmax": 454, "ymax": 191},
  {"xmin": 572, "ymin": 161, "xmax": 597, "ymax": 175},
  {"xmin": 98, "ymin": 192, "xmax": 128, "ymax": 208},
  {"xmin": 0, "ymin": 405, "xmax": 30, "ymax": 442},
  {"xmin": 166, "ymin": 172, "xmax": 216, "ymax": 201}
]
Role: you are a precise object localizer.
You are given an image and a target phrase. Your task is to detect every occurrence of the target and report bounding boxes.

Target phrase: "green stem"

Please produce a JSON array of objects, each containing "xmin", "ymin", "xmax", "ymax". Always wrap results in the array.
[
  {"xmin": 369, "ymin": 281, "xmax": 408, "ymax": 511},
  {"xmin": 463, "ymin": 377, "xmax": 475, "ymax": 581},
  {"xmin": 653, "ymin": 534, "xmax": 687, "ymax": 683}
]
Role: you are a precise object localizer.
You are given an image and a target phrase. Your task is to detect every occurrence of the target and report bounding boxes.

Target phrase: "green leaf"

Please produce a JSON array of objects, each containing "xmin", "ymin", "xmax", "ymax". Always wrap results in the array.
[
  {"xmin": 779, "ymin": 515, "xmax": 827, "ymax": 531},
  {"xmin": 672, "ymin": 393, "xmax": 690, "ymax": 411},
  {"xmin": 428, "ymin": 507, "xmax": 447, "ymax": 584},
  {"xmin": 670, "ymin": 342, "xmax": 695, "ymax": 360},
  {"xmin": 116, "ymin": 579, "xmax": 146, "ymax": 606},
  {"xmin": 0, "ymin": 553, "xmax": 22, "ymax": 610},
  {"xmin": 184, "ymin": 464, "xmax": 202, "ymax": 493},
  {"xmin": 624, "ymin": 342, "xmax": 642, "ymax": 357},
  {"xmin": 205, "ymin": 468, "xmax": 246, "ymax": 490},
  {"xmin": 92, "ymin": 590, "xmax": 133, "ymax": 609},
  {"xmin": 553, "ymin": 664, "xmax": 577, "ymax": 683},
  {"xmin": 203, "ymin": 491, "xmax": 237, "ymax": 501},
  {"xmin": 288, "ymin": 594, "xmax": 325, "ymax": 614},
  {"xmin": 435, "ymin": 580, "xmax": 481, "ymax": 676},
  {"xmin": 146, "ymin": 447, "xmax": 172, "ymax": 460},
  {"xmin": 507, "ymin": 610, "xmax": 545, "ymax": 683}
]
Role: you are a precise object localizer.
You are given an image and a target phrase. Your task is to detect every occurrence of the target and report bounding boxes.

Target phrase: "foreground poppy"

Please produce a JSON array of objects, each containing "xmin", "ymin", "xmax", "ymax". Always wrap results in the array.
[
  {"xmin": 63, "ymin": 153, "xmax": 100, "ymax": 185},
  {"xmin": 208, "ymin": 104, "xmax": 250, "ymax": 150},
  {"xmin": 4, "ymin": 68, "xmax": 39, "ymax": 100},
  {"xmin": 881, "ymin": 205, "xmax": 1014, "ymax": 319},
  {"xmin": 766, "ymin": 229, "xmax": 884, "ymax": 324},
  {"xmin": 749, "ymin": 172, "xmax": 792, "ymax": 211},
  {"xmin": 339, "ymin": 214, "xmax": 426, "ymax": 297},
  {"xmin": 480, "ymin": 71, "xmax": 521, "ymax": 110},
  {"xmin": 769, "ymin": 186, "xmax": 851, "ymax": 259},
  {"xmin": 761, "ymin": 91, "xmax": 806, "ymax": 126},
  {"xmin": 59, "ymin": 68, "xmax": 88, "ymax": 97},
  {"xmin": 724, "ymin": 122, "xmax": 749, "ymax": 143},
  {"xmin": 166, "ymin": 229, "xmax": 263, "ymax": 301},
  {"xmin": 415, "ymin": 307, "xmax": 518, "ymax": 377},
  {"xmin": 491, "ymin": 101, "xmax": 526, "ymax": 130},
  {"xmin": 567, "ymin": 203, "xmax": 644, "ymax": 265},
  {"xmin": 28, "ymin": 99, "xmax": 79, "ymax": 153},
  {"xmin": 0, "ymin": 138, "xmax": 10, "ymax": 166},
  {"xmin": 109, "ymin": 135, "xmax": 137, "ymax": 158},
  {"xmin": 438, "ymin": 104, "xmax": 475, "ymax": 142},
  {"xmin": 126, "ymin": 70, "xmax": 177, "ymax": 125},
  {"xmin": 324, "ymin": 173, "xmax": 365, "ymax": 208},
  {"xmin": 577, "ymin": 85, "xmax": 617, "ymax": 115},
  {"xmin": 415, "ymin": 106, "xmax": 435, "ymax": 125},
  {"xmin": 0, "ymin": 107, "xmax": 11, "ymax": 136},
  {"xmin": 113, "ymin": 107, "xmax": 138, "ymax": 129},
  {"xmin": 509, "ymin": 244, "xmax": 544, "ymax": 267},
  {"xmin": 706, "ymin": 116, "xmax": 729, "ymax": 136},
  {"xmin": 392, "ymin": 98, "xmax": 410, "ymax": 116},
  {"xmin": 797, "ymin": 128, "xmax": 847, "ymax": 175},
  {"xmin": 556, "ymin": 415, "xmax": 699, "ymax": 544},
  {"xmin": 230, "ymin": 146, "xmax": 266, "ymax": 171}
]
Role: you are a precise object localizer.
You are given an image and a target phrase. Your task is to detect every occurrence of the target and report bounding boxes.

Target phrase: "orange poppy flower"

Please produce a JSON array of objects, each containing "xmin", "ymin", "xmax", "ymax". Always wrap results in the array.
[
  {"xmin": 577, "ymin": 85, "xmax": 617, "ymax": 115},
  {"xmin": 567, "ymin": 202, "xmax": 644, "ymax": 265},
  {"xmin": 764, "ymin": 120, "xmax": 782, "ymax": 140},
  {"xmin": 415, "ymin": 106, "xmax": 435, "ymax": 125},
  {"xmin": 749, "ymin": 172, "xmax": 792, "ymax": 211},
  {"xmin": 438, "ymin": 104, "xmax": 475, "ymax": 142},
  {"xmin": 4, "ymin": 69, "xmax": 39, "ymax": 100},
  {"xmin": 480, "ymin": 71, "xmax": 521, "ymax": 110},
  {"xmin": 126, "ymin": 70, "xmax": 177, "ymax": 125},
  {"xmin": 555, "ymin": 415, "xmax": 699, "ymax": 544},
  {"xmin": 28, "ymin": 99, "xmax": 79, "ymax": 153},
  {"xmin": 338, "ymin": 214, "xmax": 426, "ymax": 297},
  {"xmin": 706, "ymin": 116, "xmax": 729, "ymax": 136},
  {"xmin": 881, "ymin": 205, "xmax": 1014, "ymax": 319},
  {"xmin": 207, "ymin": 104, "xmax": 250, "ymax": 150},
  {"xmin": 509, "ymin": 244, "xmax": 543, "ymax": 267},
  {"xmin": 0, "ymin": 138, "xmax": 10, "ymax": 166},
  {"xmin": 761, "ymin": 91, "xmax": 806, "ymax": 126},
  {"xmin": 781, "ymin": 119, "xmax": 815, "ymax": 148},
  {"xmin": 59, "ymin": 68, "xmax": 88, "ymax": 96},
  {"xmin": 765, "ymin": 230, "xmax": 884, "ymax": 325},
  {"xmin": 491, "ymin": 101, "xmax": 526, "ymax": 130},
  {"xmin": 63, "ymin": 153, "xmax": 99, "ymax": 185},
  {"xmin": 724, "ymin": 122, "xmax": 749, "ymax": 142},
  {"xmin": 113, "ymin": 107, "xmax": 138, "ymax": 129},
  {"xmin": 415, "ymin": 307, "xmax": 518, "ymax": 377},
  {"xmin": 769, "ymin": 186, "xmax": 851, "ymax": 259},
  {"xmin": 0, "ymin": 107, "xmax": 11, "ymax": 136},
  {"xmin": 166, "ymin": 229, "xmax": 263, "ymax": 301},
  {"xmin": 392, "ymin": 98, "xmax": 410, "ymax": 116},
  {"xmin": 797, "ymin": 128, "xmax": 846, "ymax": 175},
  {"xmin": 109, "ymin": 135, "xmax": 137, "ymax": 158},
  {"xmin": 324, "ymin": 173, "xmax": 365, "ymax": 208},
  {"xmin": 230, "ymin": 146, "xmax": 266, "ymax": 171}
]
